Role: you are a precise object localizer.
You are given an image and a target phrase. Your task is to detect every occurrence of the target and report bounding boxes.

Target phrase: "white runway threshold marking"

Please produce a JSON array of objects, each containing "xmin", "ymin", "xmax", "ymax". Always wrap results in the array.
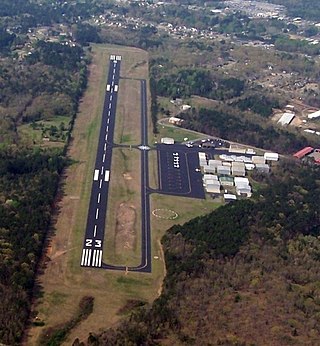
[
  {"xmin": 114, "ymin": 85, "xmax": 118, "ymax": 92},
  {"xmin": 93, "ymin": 169, "xmax": 99, "ymax": 181},
  {"xmin": 81, "ymin": 248, "xmax": 102, "ymax": 267},
  {"xmin": 104, "ymin": 170, "xmax": 110, "ymax": 182},
  {"xmin": 106, "ymin": 84, "xmax": 110, "ymax": 91},
  {"xmin": 81, "ymin": 248, "xmax": 92, "ymax": 266},
  {"xmin": 93, "ymin": 250, "xmax": 102, "ymax": 267},
  {"xmin": 110, "ymin": 55, "xmax": 115, "ymax": 60}
]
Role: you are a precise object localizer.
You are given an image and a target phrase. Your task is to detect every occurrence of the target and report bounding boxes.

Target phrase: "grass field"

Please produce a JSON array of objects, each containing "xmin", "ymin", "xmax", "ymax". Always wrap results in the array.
[
  {"xmin": 27, "ymin": 44, "xmax": 222, "ymax": 345},
  {"xmin": 18, "ymin": 115, "xmax": 70, "ymax": 147}
]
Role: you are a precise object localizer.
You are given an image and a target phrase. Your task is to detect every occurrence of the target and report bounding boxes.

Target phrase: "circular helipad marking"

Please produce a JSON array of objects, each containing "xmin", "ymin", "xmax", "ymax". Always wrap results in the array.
[{"xmin": 152, "ymin": 208, "xmax": 178, "ymax": 220}]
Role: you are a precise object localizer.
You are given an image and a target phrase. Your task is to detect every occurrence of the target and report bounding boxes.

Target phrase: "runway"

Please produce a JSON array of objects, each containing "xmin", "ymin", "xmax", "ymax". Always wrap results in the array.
[
  {"xmin": 101, "ymin": 79, "xmax": 151, "ymax": 273},
  {"xmin": 80, "ymin": 54, "xmax": 122, "ymax": 268}
]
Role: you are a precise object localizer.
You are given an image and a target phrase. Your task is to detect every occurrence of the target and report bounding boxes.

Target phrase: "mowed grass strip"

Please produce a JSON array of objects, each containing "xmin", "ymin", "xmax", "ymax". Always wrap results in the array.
[
  {"xmin": 114, "ymin": 78, "xmax": 141, "ymax": 145},
  {"xmin": 103, "ymin": 147, "xmax": 142, "ymax": 267}
]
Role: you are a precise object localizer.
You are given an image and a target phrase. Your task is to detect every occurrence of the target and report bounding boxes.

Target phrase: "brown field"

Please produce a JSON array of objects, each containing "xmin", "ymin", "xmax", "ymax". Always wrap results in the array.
[{"xmin": 27, "ymin": 44, "xmax": 222, "ymax": 345}]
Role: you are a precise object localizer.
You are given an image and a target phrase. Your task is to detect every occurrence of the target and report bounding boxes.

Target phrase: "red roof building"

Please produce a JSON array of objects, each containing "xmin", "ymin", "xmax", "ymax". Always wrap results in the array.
[{"xmin": 293, "ymin": 147, "xmax": 314, "ymax": 159}]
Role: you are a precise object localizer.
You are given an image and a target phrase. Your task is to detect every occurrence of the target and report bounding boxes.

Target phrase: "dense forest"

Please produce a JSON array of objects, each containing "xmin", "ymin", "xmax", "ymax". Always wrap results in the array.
[
  {"xmin": 0, "ymin": 149, "xmax": 67, "ymax": 344},
  {"xmin": 86, "ymin": 161, "xmax": 320, "ymax": 345}
]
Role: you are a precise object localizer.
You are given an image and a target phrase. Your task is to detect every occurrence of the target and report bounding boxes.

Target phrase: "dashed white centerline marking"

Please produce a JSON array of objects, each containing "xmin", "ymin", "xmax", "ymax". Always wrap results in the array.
[
  {"xmin": 107, "ymin": 118, "xmax": 110, "ymax": 124},
  {"xmin": 109, "ymin": 102, "xmax": 112, "ymax": 108},
  {"xmin": 101, "ymin": 167, "xmax": 104, "ymax": 175},
  {"xmin": 93, "ymin": 225, "xmax": 97, "ymax": 237},
  {"xmin": 99, "ymin": 180, "xmax": 102, "ymax": 188},
  {"xmin": 106, "ymin": 126, "xmax": 109, "ymax": 132},
  {"xmin": 108, "ymin": 110, "xmax": 111, "ymax": 116},
  {"xmin": 104, "ymin": 143, "xmax": 107, "ymax": 151},
  {"xmin": 103, "ymin": 153, "xmax": 106, "ymax": 162},
  {"xmin": 110, "ymin": 95, "xmax": 113, "ymax": 101},
  {"xmin": 95, "ymin": 209, "xmax": 99, "ymax": 219},
  {"xmin": 97, "ymin": 193, "xmax": 101, "ymax": 204}
]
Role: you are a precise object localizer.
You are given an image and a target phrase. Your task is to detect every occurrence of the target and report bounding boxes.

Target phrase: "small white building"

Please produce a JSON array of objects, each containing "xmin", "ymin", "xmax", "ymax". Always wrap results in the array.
[
  {"xmin": 224, "ymin": 193, "xmax": 237, "ymax": 201},
  {"xmin": 264, "ymin": 152, "xmax": 279, "ymax": 161},
  {"xmin": 256, "ymin": 163, "xmax": 270, "ymax": 173},
  {"xmin": 278, "ymin": 112, "xmax": 295, "ymax": 126},
  {"xmin": 252, "ymin": 156, "xmax": 265, "ymax": 164},
  {"xmin": 229, "ymin": 145, "xmax": 247, "ymax": 154},
  {"xmin": 217, "ymin": 165, "xmax": 231, "ymax": 175},
  {"xmin": 168, "ymin": 117, "xmax": 184, "ymax": 126},
  {"xmin": 161, "ymin": 137, "xmax": 174, "ymax": 145},
  {"xmin": 308, "ymin": 110, "xmax": 320, "ymax": 119},
  {"xmin": 232, "ymin": 162, "xmax": 245, "ymax": 176},
  {"xmin": 181, "ymin": 104, "xmax": 191, "ymax": 111}
]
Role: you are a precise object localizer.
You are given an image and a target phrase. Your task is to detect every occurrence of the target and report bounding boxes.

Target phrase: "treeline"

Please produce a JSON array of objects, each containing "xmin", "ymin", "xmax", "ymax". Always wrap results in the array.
[
  {"xmin": 234, "ymin": 94, "xmax": 281, "ymax": 118},
  {"xmin": 0, "ymin": 149, "xmax": 67, "ymax": 345},
  {"xmin": 180, "ymin": 107, "xmax": 311, "ymax": 154},
  {"xmin": 265, "ymin": 0, "xmax": 320, "ymax": 20},
  {"xmin": 86, "ymin": 161, "xmax": 320, "ymax": 345},
  {"xmin": 275, "ymin": 36, "xmax": 320, "ymax": 56},
  {"xmin": 154, "ymin": 67, "xmax": 245, "ymax": 100}
]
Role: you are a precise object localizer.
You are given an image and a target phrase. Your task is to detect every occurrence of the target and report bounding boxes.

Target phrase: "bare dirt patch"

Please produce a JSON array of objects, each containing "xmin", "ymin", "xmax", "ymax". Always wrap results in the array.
[{"xmin": 115, "ymin": 203, "xmax": 137, "ymax": 253}]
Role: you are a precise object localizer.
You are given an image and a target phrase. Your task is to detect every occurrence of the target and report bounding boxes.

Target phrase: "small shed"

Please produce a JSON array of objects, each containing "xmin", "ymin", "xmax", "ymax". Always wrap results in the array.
[{"xmin": 161, "ymin": 137, "xmax": 174, "ymax": 145}]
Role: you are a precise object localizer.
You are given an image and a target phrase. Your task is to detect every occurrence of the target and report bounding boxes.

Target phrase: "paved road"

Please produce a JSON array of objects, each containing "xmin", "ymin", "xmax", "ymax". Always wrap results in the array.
[{"xmin": 80, "ymin": 54, "xmax": 122, "ymax": 268}]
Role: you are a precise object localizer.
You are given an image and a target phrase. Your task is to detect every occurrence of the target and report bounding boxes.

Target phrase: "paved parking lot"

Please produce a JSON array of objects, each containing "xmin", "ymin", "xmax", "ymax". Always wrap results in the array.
[{"xmin": 156, "ymin": 144, "xmax": 205, "ymax": 199}]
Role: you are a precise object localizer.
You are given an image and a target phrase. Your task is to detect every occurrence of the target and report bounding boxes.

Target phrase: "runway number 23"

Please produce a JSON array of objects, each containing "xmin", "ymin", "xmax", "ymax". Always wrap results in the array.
[{"xmin": 86, "ymin": 239, "xmax": 102, "ymax": 248}]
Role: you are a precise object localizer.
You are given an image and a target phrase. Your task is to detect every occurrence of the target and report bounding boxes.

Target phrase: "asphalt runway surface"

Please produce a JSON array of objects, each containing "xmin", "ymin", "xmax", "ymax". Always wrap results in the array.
[{"xmin": 80, "ymin": 54, "xmax": 122, "ymax": 268}]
